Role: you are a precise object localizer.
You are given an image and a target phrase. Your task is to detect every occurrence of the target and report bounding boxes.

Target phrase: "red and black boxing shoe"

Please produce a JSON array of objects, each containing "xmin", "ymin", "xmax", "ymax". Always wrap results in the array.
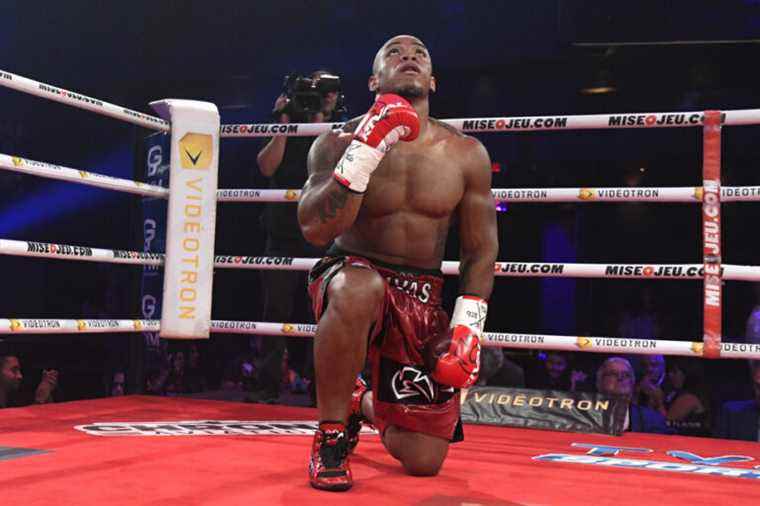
[
  {"xmin": 346, "ymin": 376, "xmax": 369, "ymax": 454},
  {"xmin": 309, "ymin": 422, "xmax": 352, "ymax": 492}
]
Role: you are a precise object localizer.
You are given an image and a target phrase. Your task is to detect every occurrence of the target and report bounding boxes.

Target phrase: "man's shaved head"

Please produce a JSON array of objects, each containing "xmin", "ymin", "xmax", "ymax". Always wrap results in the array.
[
  {"xmin": 369, "ymin": 34, "xmax": 435, "ymax": 99},
  {"xmin": 372, "ymin": 35, "xmax": 428, "ymax": 75}
]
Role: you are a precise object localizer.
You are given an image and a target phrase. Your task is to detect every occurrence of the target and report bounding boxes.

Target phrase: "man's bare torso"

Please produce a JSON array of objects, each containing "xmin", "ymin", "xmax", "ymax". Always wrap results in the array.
[{"xmin": 337, "ymin": 119, "xmax": 468, "ymax": 269}]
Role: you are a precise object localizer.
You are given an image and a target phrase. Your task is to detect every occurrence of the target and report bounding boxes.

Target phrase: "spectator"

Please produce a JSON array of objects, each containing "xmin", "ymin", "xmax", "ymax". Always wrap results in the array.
[
  {"xmin": 663, "ymin": 358, "xmax": 710, "ymax": 437},
  {"xmin": 717, "ymin": 360, "xmax": 760, "ymax": 441},
  {"xmin": 110, "ymin": 371, "xmax": 126, "ymax": 396},
  {"xmin": 526, "ymin": 351, "xmax": 589, "ymax": 392},
  {"xmin": 635, "ymin": 354, "xmax": 667, "ymax": 410},
  {"xmin": 0, "ymin": 354, "xmax": 59, "ymax": 407},
  {"xmin": 145, "ymin": 367, "xmax": 168, "ymax": 396},
  {"xmin": 596, "ymin": 357, "xmax": 671, "ymax": 434},
  {"xmin": 0, "ymin": 354, "xmax": 23, "ymax": 408},
  {"xmin": 34, "ymin": 368, "xmax": 59, "ymax": 404},
  {"xmin": 251, "ymin": 69, "xmax": 343, "ymax": 403},
  {"xmin": 164, "ymin": 349, "xmax": 189, "ymax": 395}
]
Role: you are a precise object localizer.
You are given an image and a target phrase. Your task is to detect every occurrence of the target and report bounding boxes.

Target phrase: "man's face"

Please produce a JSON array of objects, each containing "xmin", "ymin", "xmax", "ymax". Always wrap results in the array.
[
  {"xmin": 545, "ymin": 353, "xmax": 568, "ymax": 380},
  {"xmin": 0, "ymin": 356, "xmax": 22, "ymax": 392},
  {"xmin": 111, "ymin": 372, "xmax": 125, "ymax": 396},
  {"xmin": 641, "ymin": 355, "xmax": 665, "ymax": 383},
  {"xmin": 370, "ymin": 35, "xmax": 435, "ymax": 99},
  {"xmin": 598, "ymin": 360, "xmax": 635, "ymax": 399}
]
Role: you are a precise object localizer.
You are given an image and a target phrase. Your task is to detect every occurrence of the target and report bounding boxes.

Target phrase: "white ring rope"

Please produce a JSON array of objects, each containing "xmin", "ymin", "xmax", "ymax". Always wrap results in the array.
[
  {"xmin": 4, "ymin": 155, "xmax": 760, "ymax": 205},
  {"xmin": 0, "ymin": 69, "xmax": 169, "ymax": 131},
  {"xmin": 4, "ymin": 69, "xmax": 760, "ymax": 137},
  {"xmin": 0, "ymin": 153, "xmax": 168, "ymax": 198},
  {"xmin": 219, "ymin": 109, "xmax": 760, "ymax": 138},
  {"xmin": 218, "ymin": 186, "xmax": 760, "ymax": 203},
  {"xmin": 2, "ymin": 318, "xmax": 759, "ymax": 360},
  {"xmin": 2, "ymin": 238, "xmax": 760, "ymax": 281}
]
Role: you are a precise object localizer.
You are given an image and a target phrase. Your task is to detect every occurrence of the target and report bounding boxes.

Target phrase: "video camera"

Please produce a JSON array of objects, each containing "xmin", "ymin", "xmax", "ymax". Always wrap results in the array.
[{"xmin": 280, "ymin": 73, "xmax": 345, "ymax": 119}]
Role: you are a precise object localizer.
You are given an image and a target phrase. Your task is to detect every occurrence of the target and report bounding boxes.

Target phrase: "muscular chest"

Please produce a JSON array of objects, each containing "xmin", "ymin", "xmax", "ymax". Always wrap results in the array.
[{"xmin": 362, "ymin": 143, "xmax": 464, "ymax": 218}]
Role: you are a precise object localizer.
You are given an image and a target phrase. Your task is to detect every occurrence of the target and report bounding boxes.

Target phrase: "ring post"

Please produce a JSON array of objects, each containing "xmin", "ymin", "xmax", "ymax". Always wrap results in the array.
[
  {"xmin": 150, "ymin": 99, "xmax": 219, "ymax": 339},
  {"xmin": 702, "ymin": 110, "xmax": 722, "ymax": 358}
]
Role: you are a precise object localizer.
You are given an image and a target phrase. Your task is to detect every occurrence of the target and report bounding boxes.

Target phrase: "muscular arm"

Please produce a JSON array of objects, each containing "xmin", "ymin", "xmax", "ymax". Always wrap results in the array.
[
  {"xmin": 457, "ymin": 138, "xmax": 499, "ymax": 299},
  {"xmin": 298, "ymin": 126, "xmax": 364, "ymax": 246}
]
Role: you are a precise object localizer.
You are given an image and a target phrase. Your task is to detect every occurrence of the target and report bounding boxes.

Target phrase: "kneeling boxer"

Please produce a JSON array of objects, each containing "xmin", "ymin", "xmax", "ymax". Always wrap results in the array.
[{"xmin": 297, "ymin": 34, "xmax": 498, "ymax": 491}]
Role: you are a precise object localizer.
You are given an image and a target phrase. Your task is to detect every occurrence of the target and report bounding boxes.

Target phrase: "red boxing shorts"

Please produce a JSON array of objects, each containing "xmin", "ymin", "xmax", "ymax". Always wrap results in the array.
[{"xmin": 308, "ymin": 249, "xmax": 463, "ymax": 442}]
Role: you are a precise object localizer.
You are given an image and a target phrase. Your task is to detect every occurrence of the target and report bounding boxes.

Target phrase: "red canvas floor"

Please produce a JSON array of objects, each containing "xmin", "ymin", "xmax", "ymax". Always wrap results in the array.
[{"xmin": 1, "ymin": 395, "xmax": 759, "ymax": 505}]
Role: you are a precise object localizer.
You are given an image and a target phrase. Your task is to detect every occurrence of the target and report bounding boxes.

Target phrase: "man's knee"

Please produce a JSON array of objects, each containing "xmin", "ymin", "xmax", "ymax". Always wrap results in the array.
[
  {"xmin": 401, "ymin": 453, "xmax": 445, "ymax": 477},
  {"xmin": 326, "ymin": 267, "xmax": 385, "ymax": 319},
  {"xmin": 383, "ymin": 426, "xmax": 448, "ymax": 476}
]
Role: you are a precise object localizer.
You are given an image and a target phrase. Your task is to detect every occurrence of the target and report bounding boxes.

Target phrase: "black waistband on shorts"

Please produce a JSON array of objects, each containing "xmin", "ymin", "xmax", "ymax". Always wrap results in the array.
[{"xmin": 326, "ymin": 244, "xmax": 444, "ymax": 279}]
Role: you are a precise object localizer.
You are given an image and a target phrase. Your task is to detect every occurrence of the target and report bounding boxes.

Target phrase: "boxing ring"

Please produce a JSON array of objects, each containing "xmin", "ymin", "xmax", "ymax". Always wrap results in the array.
[{"xmin": 2, "ymin": 69, "xmax": 760, "ymax": 504}]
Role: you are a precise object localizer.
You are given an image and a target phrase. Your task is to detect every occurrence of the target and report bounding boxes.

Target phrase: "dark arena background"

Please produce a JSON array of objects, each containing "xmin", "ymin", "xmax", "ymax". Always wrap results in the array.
[{"xmin": 1, "ymin": 2, "xmax": 760, "ymax": 504}]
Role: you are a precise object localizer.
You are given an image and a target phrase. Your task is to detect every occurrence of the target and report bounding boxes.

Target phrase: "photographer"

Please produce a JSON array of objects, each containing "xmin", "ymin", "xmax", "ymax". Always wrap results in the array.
[{"xmin": 251, "ymin": 70, "xmax": 344, "ymax": 404}]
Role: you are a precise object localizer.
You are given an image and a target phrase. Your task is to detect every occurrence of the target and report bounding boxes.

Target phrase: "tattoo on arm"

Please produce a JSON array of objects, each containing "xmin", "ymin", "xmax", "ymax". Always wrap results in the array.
[{"xmin": 318, "ymin": 187, "xmax": 350, "ymax": 223}]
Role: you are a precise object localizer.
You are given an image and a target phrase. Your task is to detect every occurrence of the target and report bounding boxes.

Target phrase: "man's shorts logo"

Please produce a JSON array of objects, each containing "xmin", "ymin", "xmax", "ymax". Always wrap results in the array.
[
  {"xmin": 179, "ymin": 133, "xmax": 213, "ymax": 169},
  {"xmin": 391, "ymin": 366, "xmax": 435, "ymax": 402}
]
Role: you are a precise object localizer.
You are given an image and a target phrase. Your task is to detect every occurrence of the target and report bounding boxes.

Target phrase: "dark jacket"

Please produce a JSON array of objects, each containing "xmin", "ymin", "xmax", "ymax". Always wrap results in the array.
[{"xmin": 629, "ymin": 404, "xmax": 673, "ymax": 434}]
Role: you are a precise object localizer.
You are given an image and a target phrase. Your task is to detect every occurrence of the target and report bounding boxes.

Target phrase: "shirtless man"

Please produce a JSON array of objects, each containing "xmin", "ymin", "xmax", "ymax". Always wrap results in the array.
[{"xmin": 298, "ymin": 35, "xmax": 498, "ymax": 491}]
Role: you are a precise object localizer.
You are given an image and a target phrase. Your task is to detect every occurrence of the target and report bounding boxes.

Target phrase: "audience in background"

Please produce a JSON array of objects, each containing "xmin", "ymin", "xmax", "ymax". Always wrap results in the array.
[
  {"xmin": 0, "ymin": 354, "xmax": 59, "ymax": 407},
  {"xmin": 596, "ymin": 357, "xmax": 671, "ymax": 434},
  {"xmin": 526, "ymin": 351, "xmax": 589, "ymax": 392},
  {"xmin": 110, "ymin": 370, "xmax": 126, "ymax": 396},
  {"xmin": 0, "ymin": 354, "xmax": 23, "ymax": 408},
  {"xmin": 635, "ymin": 354, "xmax": 667, "ymax": 409},
  {"xmin": 663, "ymin": 358, "xmax": 711, "ymax": 436}
]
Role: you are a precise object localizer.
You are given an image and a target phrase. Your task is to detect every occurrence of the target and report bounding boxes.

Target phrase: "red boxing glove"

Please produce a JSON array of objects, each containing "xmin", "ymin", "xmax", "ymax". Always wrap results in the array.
[
  {"xmin": 334, "ymin": 94, "xmax": 420, "ymax": 192},
  {"xmin": 430, "ymin": 325, "xmax": 481, "ymax": 389},
  {"xmin": 353, "ymin": 93, "xmax": 420, "ymax": 151},
  {"xmin": 429, "ymin": 295, "xmax": 488, "ymax": 389}
]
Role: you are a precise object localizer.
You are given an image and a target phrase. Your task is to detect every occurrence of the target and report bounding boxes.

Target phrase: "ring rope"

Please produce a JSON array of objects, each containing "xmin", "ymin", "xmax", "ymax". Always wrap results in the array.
[
  {"xmin": 3, "ymin": 238, "xmax": 760, "ymax": 281},
  {"xmin": 4, "ymin": 69, "xmax": 760, "ymax": 137},
  {"xmin": 4, "ymin": 155, "xmax": 760, "ymax": 205},
  {"xmin": 218, "ymin": 108, "xmax": 760, "ymax": 138},
  {"xmin": 0, "ymin": 69, "xmax": 169, "ymax": 131},
  {"xmin": 2, "ymin": 318, "xmax": 759, "ymax": 360},
  {"xmin": 217, "ymin": 186, "xmax": 760, "ymax": 203},
  {"xmin": 0, "ymin": 153, "xmax": 168, "ymax": 198}
]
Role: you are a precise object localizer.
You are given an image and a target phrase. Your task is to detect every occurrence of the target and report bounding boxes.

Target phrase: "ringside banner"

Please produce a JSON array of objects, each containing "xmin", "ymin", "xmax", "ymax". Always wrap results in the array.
[
  {"xmin": 151, "ymin": 100, "xmax": 219, "ymax": 339},
  {"xmin": 461, "ymin": 386, "xmax": 626, "ymax": 435}
]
